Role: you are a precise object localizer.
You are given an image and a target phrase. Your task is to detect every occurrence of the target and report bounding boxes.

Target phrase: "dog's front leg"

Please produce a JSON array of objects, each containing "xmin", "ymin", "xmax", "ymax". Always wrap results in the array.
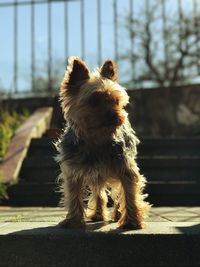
[
  {"xmin": 118, "ymin": 165, "xmax": 150, "ymax": 229},
  {"xmin": 59, "ymin": 164, "xmax": 85, "ymax": 229}
]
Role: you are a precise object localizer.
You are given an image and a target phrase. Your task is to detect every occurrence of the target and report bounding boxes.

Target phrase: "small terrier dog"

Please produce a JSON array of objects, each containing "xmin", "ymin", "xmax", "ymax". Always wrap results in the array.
[{"xmin": 56, "ymin": 57, "xmax": 150, "ymax": 229}]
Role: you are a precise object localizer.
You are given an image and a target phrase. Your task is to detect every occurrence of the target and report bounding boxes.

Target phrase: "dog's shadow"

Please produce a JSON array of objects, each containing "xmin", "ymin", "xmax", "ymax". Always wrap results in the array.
[
  {"xmin": 8, "ymin": 221, "xmax": 127, "ymax": 236},
  {"xmin": 86, "ymin": 220, "xmax": 126, "ymax": 234}
]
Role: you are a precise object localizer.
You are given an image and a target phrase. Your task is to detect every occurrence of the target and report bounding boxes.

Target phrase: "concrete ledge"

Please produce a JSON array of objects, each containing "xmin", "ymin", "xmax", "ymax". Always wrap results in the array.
[
  {"xmin": 0, "ymin": 207, "xmax": 200, "ymax": 267},
  {"xmin": 0, "ymin": 107, "xmax": 53, "ymax": 184},
  {"xmin": 1, "ymin": 222, "xmax": 200, "ymax": 267}
]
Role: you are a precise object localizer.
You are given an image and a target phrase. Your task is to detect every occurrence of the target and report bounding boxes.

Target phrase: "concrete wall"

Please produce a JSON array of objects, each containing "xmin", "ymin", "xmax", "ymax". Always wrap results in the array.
[
  {"xmin": 128, "ymin": 84, "xmax": 200, "ymax": 137},
  {"xmin": 1, "ymin": 96, "xmax": 64, "ymax": 128},
  {"xmin": 2, "ymin": 84, "xmax": 200, "ymax": 137}
]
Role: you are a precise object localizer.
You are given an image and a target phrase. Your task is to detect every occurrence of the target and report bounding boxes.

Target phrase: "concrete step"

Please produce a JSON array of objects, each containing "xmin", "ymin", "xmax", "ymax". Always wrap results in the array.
[
  {"xmin": 19, "ymin": 168, "xmax": 59, "ymax": 183},
  {"xmin": 5, "ymin": 182, "xmax": 200, "ymax": 206},
  {"xmin": 20, "ymin": 156, "xmax": 200, "ymax": 183},
  {"xmin": 29, "ymin": 137, "xmax": 200, "ymax": 156},
  {"xmin": 29, "ymin": 138, "xmax": 54, "ymax": 147},
  {"xmin": 1, "ymin": 207, "xmax": 200, "ymax": 267},
  {"xmin": 139, "ymin": 137, "xmax": 200, "ymax": 148},
  {"xmin": 30, "ymin": 137, "xmax": 200, "ymax": 147},
  {"xmin": 22, "ymin": 156, "xmax": 57, "ymax": 168},
  {"xmin": 28, "ymin": 138, "xmax": 57, "ymax": 156},
  {"xmin": 5, "ymin": 183, "xmax": 60, "ymax": 206},
  {"xmin": 138, "ymin": 156, "xmax": 200, "ymax": 167},
  {"xmin": 19, "ymin": 170, "xmax": 200, "ymax": 185},
  {"xmin": 140, "ymin": 136, "xmax": 200, "ymax": 143},
  {"xmin": 22, "ymin": 155, "xmax": 200, "ymax": 168},
  {"xmin": 147, "ymin": 182, "xmax": 200, "ymax": 206},
  {"xmin": 138, "ymin": 137, "xmax": 200, "ymax": 156}
]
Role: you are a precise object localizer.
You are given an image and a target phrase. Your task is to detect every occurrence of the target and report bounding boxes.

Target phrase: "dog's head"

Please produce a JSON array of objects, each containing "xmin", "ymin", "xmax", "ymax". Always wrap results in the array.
[{"xmin": 60, "ymin": 57, "xmax": 129, "ymax": 140}]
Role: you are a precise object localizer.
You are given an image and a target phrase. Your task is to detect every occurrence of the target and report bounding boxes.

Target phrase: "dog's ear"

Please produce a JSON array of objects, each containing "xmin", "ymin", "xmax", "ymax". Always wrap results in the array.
[
  {"xmin": 61, "ymin": 57, "xmax": 90, "ymax": 96},
  {"xmin": 100, "ymin": 60, "xmax": 118, "ymax": 81},
  {"xmin": 60, "ymin": 57, "xmax": 90, "ymax": 113},
  {"xmin": 66, "ymin": 57, "xmax": 90, "ymax": 85}
]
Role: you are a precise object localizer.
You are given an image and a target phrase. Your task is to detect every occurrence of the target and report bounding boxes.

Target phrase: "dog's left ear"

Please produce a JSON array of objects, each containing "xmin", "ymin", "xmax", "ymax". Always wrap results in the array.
[{"xmin": 100, "ymin": 60, "xmax": 118, "ymax": 81}]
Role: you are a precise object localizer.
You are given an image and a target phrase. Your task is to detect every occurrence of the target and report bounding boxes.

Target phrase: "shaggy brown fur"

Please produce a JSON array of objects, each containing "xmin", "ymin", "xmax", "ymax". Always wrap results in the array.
[{"xmin": 56, "ymin": 57, "xmax": 150, "ymax": 229}]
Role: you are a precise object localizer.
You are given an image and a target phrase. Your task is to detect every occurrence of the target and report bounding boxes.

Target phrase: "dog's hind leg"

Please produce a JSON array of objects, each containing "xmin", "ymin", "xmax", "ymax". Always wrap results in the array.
[
  {"xmin": 86, "ymin": 185, "xmax": 108, "ymax": 222},
  {"xmin": 108, "ymin": 180, "xmax": 122, "ymax": 222}
]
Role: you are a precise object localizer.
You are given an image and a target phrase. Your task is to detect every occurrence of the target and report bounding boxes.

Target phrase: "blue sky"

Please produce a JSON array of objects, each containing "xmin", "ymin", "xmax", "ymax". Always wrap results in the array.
[
  {"xmin": 0, "ymin": 0, "xmax": 129, "ymax": 92},
  {"xmin": 0, "ymin": 0, "xmax": 197, "ymax": 93}
]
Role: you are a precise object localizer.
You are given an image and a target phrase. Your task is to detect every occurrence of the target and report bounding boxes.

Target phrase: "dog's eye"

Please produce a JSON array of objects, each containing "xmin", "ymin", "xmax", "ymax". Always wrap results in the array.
[
  {"xmin": 112, "ymin": 98, "xmax": 119, "ymax": 105},
  {"xmin": 115, "ymin": 99, "xmax": 119, "ymax": 105}
]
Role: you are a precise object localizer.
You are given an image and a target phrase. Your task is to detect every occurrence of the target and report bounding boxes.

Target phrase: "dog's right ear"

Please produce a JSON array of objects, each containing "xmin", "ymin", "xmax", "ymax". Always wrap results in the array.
[
  {"xmin": 67, "ymin": 57, "xmax": 90, "ymax": 85},
  {"xmin": 61, "ymin": 57, "xmax": 90, "ymax": 95}
]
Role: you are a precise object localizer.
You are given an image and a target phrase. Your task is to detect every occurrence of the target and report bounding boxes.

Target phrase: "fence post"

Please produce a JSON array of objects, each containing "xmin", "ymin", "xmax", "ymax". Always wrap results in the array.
[{"xmin": 13, "ymin": 0, "xmax": 18, "ymax": 94}]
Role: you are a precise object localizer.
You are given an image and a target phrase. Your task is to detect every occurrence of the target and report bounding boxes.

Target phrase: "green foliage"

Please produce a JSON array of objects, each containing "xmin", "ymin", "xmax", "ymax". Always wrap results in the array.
[
  {"xmin": 0, "ymin": 178, "xmax": 7, "ymax": 201},
  {"xmin": 0, "ymin": 109, "xmax": 29, "ymax": 159},
  {"xmin": 0, "ymin": 109, "xmax": 29, "ymax": 200}
]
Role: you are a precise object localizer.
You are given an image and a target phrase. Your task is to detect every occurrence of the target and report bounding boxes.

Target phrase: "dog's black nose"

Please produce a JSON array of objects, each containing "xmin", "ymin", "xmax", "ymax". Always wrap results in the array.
[
  {"xmin": 107, "ymin": 112, "xmax": 117, "ymax": 120},
  {"xmin": 104, "ymin": 112, "xmax": 119, "ymax": 126}
]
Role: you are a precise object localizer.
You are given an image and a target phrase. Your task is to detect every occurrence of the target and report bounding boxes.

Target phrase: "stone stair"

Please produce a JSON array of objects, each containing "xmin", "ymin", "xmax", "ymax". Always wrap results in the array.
[
  {"xmin": 4, "ymin": 137, "xmax": 59, "ymax": 206},
  {"xmin": 4, "ymin": 136, "xmax": 200, "ymax": 206},
  {"xmin": 138, "ymin": 137, "xmax": 200, "ymax": 206}
]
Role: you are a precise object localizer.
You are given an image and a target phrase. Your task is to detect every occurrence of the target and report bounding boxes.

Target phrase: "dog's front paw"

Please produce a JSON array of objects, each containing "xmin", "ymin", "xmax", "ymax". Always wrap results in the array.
[
  {"xmin": 89, "ymin": 213, "xmax": 104, "ymax": 222},
  {"xmin": 118, "ymin": 220, "xmax": 144, "ymax": 230},
  {"xmin": 58, "ymin": 218, "xmax": 85, "ymax": 229}
]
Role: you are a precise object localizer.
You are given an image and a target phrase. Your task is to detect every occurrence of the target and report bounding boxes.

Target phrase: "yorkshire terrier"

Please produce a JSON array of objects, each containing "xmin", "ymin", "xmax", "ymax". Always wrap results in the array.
[{"xmin": 56, "ymin": 57, "xmax": 150, "ymax": 229}]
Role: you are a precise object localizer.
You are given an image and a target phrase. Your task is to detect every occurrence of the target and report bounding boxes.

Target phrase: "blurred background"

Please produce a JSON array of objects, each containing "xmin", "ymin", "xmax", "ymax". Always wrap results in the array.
[
  {"xmin": 0, "ymin": 0, "xmax": 200, "ymax": 96},
  {"xmin": 1, "ymin": 0, "xmax": 200, "ymax": 207}
]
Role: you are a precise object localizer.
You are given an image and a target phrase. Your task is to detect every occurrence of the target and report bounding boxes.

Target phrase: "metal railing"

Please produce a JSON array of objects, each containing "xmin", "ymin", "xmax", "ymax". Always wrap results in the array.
[{"xmin": 0, "ymin": 0, "xmax": 200, "ymax": 96}]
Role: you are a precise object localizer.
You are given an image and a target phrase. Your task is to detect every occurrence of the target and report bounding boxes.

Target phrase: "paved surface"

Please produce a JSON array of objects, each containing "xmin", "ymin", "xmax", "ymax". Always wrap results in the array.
[
  {"xmin": 0, "ymin": 207, "xmax": 200, "ymax": 267},
  {"xmin": 0, "ymin": 206, "xmax": 200, "ymax": 235}
]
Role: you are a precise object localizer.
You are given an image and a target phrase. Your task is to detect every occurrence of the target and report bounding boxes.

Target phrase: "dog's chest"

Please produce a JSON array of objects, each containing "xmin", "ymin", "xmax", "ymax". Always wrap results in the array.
[
  {"xmin": 57, "ymin": 129, "xmax": 127, "ymax": 168},
  {"xmin": 63, "ymin": 140, "xmax": 123, "ymax": 166}
]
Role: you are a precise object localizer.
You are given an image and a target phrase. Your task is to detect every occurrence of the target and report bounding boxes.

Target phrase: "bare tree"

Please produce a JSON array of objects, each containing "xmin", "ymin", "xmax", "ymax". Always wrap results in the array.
[
  {"xmin": 32, "ymin": 59, "xmax": 65, "ymax": 94},
  {"xmin": 123, "ymin": 0, "xmax": 200, "ymax": 88}
]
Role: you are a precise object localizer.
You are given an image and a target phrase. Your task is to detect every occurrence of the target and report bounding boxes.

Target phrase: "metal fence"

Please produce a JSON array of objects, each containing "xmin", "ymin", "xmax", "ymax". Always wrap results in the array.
[{"xmin": 0, "ymin": 0, "xmax": 200, "ymax": 96}]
